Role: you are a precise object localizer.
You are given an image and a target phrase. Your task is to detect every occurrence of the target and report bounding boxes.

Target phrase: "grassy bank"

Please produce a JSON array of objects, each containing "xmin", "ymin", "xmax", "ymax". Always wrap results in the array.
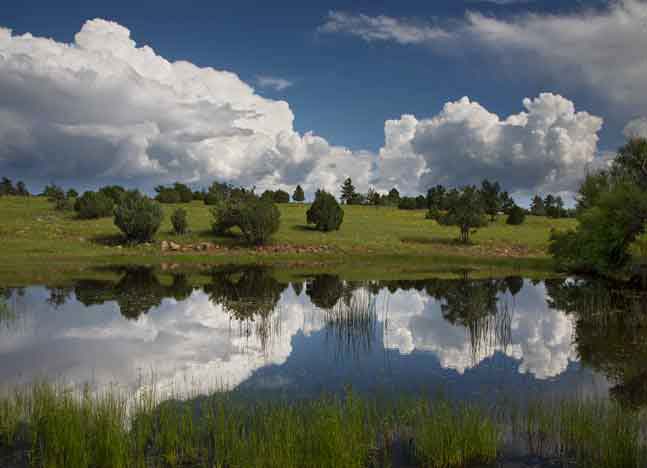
[
  {"xmin": 0, "ymin": 384, "xmax": 644, "ymax": 468},
  {"xmin": 0, "ymin": 196, "xmax": 576, "ymax": 283}
]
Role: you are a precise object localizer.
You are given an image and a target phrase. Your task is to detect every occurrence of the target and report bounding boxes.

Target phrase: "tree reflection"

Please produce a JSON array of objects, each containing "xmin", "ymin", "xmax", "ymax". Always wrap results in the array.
[
  {"xmin": 306, "ymin": 275, "xmax": 346, "ymax": 310},
  {"xmin": 546, "ymin": 278, "xmax": 647, "ymax": 409},
  {"xmin": 75, "ymin": 268, "xmax": 196, "ymax": 320}
]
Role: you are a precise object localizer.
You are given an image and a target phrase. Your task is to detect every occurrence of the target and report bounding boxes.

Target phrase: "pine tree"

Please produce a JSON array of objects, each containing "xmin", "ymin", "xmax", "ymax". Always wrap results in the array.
[
  {"xmin": 340, "ymin": 178, "xmax": 356, "ymax": 205},
  {"xmin": 292, "ymin": 185, "xmax": 305, "ymax": 202}
]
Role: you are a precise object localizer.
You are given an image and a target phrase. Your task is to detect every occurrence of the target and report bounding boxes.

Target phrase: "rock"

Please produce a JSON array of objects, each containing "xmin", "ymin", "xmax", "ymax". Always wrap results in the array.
[
  {"xmin": 169, "ymin": 241, "xmax": 181, "ymax": 251},
  {"xmin": 160, "ymin": 240, "xmax": 170, "ymax": 251}
]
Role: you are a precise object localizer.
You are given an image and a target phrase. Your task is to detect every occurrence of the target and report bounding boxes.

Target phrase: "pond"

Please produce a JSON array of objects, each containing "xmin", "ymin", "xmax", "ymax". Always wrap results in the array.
[{"xmin": 1, "ymin": 266, "xmax": 645, "ymax": 408}]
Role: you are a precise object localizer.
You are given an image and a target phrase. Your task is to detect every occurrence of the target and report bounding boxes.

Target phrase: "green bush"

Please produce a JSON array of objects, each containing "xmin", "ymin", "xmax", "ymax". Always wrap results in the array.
[
  {"xmin": 211, "ymin": 195, "xmax": 280, "ymax": 245},
  {"xmin": 114, "ymin": 191, "xmax": 164, "ymax": 243},
  {"xmin": 506, "ymin": 205, "xmax": 526, "ymax": 225},
  {"xmin": 98, "ymin": 185, "xmax": 126, "ymax": 205},
  {"xmin": 171, "ymin": 208, "xmax": 189, "ymax": 235},
  {"xmin": 54, "ymin": 196, "xmax": 74, "ymax": 211},
  {"xmin": 307, "ymin": 190, "xmax": 344, "ymax": 232},
  {"xmin": 74, "ymin": 191, "xmax": 114, "ymax": 219}
]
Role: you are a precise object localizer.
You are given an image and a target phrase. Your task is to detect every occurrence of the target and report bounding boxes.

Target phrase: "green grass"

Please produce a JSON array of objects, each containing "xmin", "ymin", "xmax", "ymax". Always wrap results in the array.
[
  {"xmin": 0, "ymin": 196, "xmax": 577, "ymax": 283},
  {"xmin": 1, "ymin": 383, "xmax": 645, "ymax": 468}
]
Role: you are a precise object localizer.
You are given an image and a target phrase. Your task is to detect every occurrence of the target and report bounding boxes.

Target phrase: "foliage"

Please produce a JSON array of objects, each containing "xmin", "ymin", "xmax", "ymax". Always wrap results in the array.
[
  {"xmin": 530, "ymin": 195, "xmax": 546, "ymax": 216},
  {"xmin": 427, "ymin": 185, "xmax": 447, "ymax": 211},
  {"xmin": 437, "ymin": 186, "xmax": 488, "ymax": 243},
  {"xmin": 386, "ymin": 187, "xmax": 400, "ymax": 205},
  {"xmin": 261, "ymin": 189, "xmax": 290, "ymax": 204},
  {"xmin": 66, "ymin": 188, "xmax": 78, "ymax": 199},
  {"xmin": 506, "ymin": 205, "xmax": 526, "ymax": 226},
  {"xmin": 1, "ymin": 179, "xmax": 30, "ymax": 196},
  {"xmin": 480, "ymin": 179, "xmax": 502, "ymax": 221},
  {"xmin": 307, "ymin": 190, "xmax": 344, "ymax": 232},
  {"xmin": 398, "ymin": 195, "xmax": 427, "ymax": 210},
  {"xmin": 155, "ymin": 182, "xmax": 194, "ymax": 204},
  {"xmin": 211, "ymin": 192, "xmax": 280, "ymax": 245},
  {"xmin": 171, "ymin": 208, "xmax": 189, "ymax": 235},
  {"xmin": 340, "ymin": 178, "xmax": 358, "ymax": 205},
  {"xmin": 113, "ymin": 191, "xmax": 164, "ymax": 243},
  {"xmin": 292, "ymin": 184, "xmax": 305, "ymax": 202},
  {"xmin": 98, "ymin": 185, "xmax": 126, "ymax": 206},
  {"xmin": 204, "ymin": 181, "xmax": 252, "ymax": 206},
  {"xmin": 74, "ymin": 191, "xmax": 114, "ymax": 219},
  {"xmin": 43, "ymin": 184, "xmax": 65, "ymax": 202}
]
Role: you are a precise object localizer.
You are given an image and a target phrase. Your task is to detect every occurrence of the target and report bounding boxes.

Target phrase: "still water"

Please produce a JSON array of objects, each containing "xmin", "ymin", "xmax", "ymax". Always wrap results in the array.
[{"xmin": 1, "ymin": 267, "xmax": 644, "ymax": 405}]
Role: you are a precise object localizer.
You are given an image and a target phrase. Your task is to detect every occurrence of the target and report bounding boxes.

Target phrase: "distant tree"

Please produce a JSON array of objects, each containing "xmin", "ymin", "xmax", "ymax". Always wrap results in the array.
[
  {"xmin": 530, "ymin": 195, "xmax": 546, "ymax": 216},
  {"xmin": 154, "ymin": 185, "xmax": 181, "ymax": 204},
  {"xmin": 506, "ymin": 205, "xmax": 526, "ymax": 226},
  {"xmin": 387, "ymin": 187, "xmax": 400, "ymax": 206},
  {"xmin": 15, "ymin": 181, "xmax": 29, "ymax": 196},
  {"xmin": 415, "ymin": 195, "xmax": 427, "ymax": 210},
  {"xmin": 0, "ymin": 177, "xmax": 15, "ymax": 196},
  {"xmin": 437, "ymin": 186, "xmax": 488, "ymax": 243},
  {"xmin": 66, "ymin": 188, "xmax": 78, "ymax": 199},
  {"xmin": 43, "ymin": 184, "xmax": 65, "ymax": 202},
  {"xmin": 340, "ymin": 178, "xmax": 357, "ymax": 205},
  {"xmin": 292, "ymin": 185, "xmax": 305, "ymax": 202},
  {"xmin": 307, "ymin": 190, "xmax": 344, "ymax": 231},
  {"xmin": 171, "ymin": 208, "xmax": 189, "ymax": 235},
  {"xmin": 273, "ymin": 189, "xmax": 290, "ymax": 204},
  {"xmin": 366, "ymin": 188, "xmax": 380, "ymax": 206},
  {"xmin": 499, "ymin": 191, "xmax": 515, "ymax": 215},
  {"xmin": 75, "ymin": 191, "xmax": 114, "ymax": 219},
  {"xmin": 480, "ymin": 179, "xmax": 502, "ymax": 221},
  {"xmin": 172, "ymin": 183, "xmax": 193, "ymax": 203},
  {"xmin": 397, "ymin": 197, "xmax": 417, "ymax": 210},
  {"xmin": 192, "ymin": 189, "xmax": 206, "ymax": 201},
  {"xmin": 427, "ymin": 185, "xmax": 446, "ymax": 211},
  {"xmin": 545, "ymin": 195, "xmax": 565, "ymax": 218},
  {"xmin": 98, "ymin": 185, "xmax": 126, "ymax": 205}
]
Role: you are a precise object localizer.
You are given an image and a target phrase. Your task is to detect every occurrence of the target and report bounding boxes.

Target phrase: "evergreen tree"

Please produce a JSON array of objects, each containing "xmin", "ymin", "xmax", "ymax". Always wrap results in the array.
[
  {"xmin": 387, "ymin": 188, "xmax": 400, "ymax": 205},
  {"xmin": 530, "ymin": 195, "xmax": 546, "ymax": 216},
  {"xmin": 480, "ymin": 179, "xmax": 502, "ymax": 221},
  {"xmin": 292, "ymin": 185, "xmax": 305, "ymax": 202},
  {"xmin": 340, "ymin": 178, "xmax": 357, "ymax": 205},
  {"xmin": 0, "ymin": 177, "xmax": 15, "ymax": 196}
]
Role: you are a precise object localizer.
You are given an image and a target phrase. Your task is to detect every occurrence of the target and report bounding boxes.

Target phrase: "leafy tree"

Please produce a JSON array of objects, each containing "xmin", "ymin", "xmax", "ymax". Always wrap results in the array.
[
  {"xmin": 613, "ymin": 138, "xmax": 647, "ymax": 190},
  {"xmin": 0, "ymin": 177, "xmax": 15, "ymax": 196},
  {"xmin": 211, "ymin": 193, "xmax": 280, "ymax": 245},
  {"xmin": 66, "ymin": 188, "xmax": 78, "ymax": 199},
  {"xmin": 114, "ymin": 191, "xmax": 164, "ymax": 243},
  {"xmin": 75, "ymin": 191, "xmax": 114, "ymax": 219},
  {"xmin": 43, "ymin": 184, "xmax": 64, "ymax": 201},
  {"xmin": 340, "ymin": 177, "xmax": 357, "ymax": 205},
  {"xmin": 366, "ymin": 188, "xmax": 380, "ymax": 206},
  {"xmin": 398, "ymin": 197, "xmax": 420, "ymax": 210},
  {"xmin": 576, "ymin": 171, "xmax": 610, "ymax": 215},
  {"xmin": 307, "ymin": 190, "xmax": 344, "ymax": 231},
  {"xmin": 15, "ymin": 181, "xmax": 29, "ymax": 196},
  {"xmin": 171, "ymin": 208, "xmax": 189, "ymax": 235},
  {"xmin": 480, "ymin": 179, "xmax": 502, "ymax": 221},
  {"xmin": 98, "ymin": 185, "xmax": 126, "ymax": 205},
  {"xmin": 530, "ymin": 195, "xmax": 546, "ymax": 216},
  {"xmin": 306, "ymin": 275, "xmax": 345, "ymax": 310},
  {"xmin": 192, "ymin": 189, "xmax": 206, "ymax": 201},
  {"xmin": 154, "ymin": 185, "xmax": 181, "ymax": 204},
  {"xmin": 292, "ymin": 185, "xmax": 305, "ymax": 202},
  {"xmin": 437, "ymin": 186, "xmax": 488, "ymax": 243},
  {"xmin": 499, "ymin": 191, "xmax": 515, "ymax": 214},
  {"xmin": 173, "ymin": 182, "xmax": 194, "ymax": 203},
  {"xmin": 427, "ymin": 185, "xmax": 446, "ymax": 211},
  {"xmin": 386, "ymin": 187, "xmax": 400, "ymax": 206},
  {"xmin": 506, "ymin": 205, "xmax": 526, "ymax": 225}
]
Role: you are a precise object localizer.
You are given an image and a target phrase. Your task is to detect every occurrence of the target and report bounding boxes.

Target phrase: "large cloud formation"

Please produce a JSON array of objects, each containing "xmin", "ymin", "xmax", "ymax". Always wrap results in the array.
[
  {"xmin": 0, "ymin": 18, "xmax": 604, "ymax": 196},
  {"xmin": 0, "ymin": 19, "xmax": 370, "ymax": 194},
  {"xmin": 375, "ymin": 94, "xmax": 602, "ymax": 193}
]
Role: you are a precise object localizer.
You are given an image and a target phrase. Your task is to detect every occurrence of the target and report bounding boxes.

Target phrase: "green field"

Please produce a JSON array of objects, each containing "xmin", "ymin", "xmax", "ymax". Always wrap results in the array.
[{"xmin": 0, "ymin": 196, "xmax": 577, "ymax": 283}]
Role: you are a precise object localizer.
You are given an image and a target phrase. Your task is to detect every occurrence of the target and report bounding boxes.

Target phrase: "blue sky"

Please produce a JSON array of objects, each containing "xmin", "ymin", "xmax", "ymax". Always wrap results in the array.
[{"xmin": 0, "ymin": 0, "xmax": 644, "ymax": 196}]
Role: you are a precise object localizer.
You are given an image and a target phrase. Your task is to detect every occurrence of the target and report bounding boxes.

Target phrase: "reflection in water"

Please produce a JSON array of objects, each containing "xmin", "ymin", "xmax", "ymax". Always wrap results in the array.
[
  {"xmin": 0, "ymin": 269, "xmax": 616, "ymax": 402},
  {"xmin": 546, "ymin": 278, "xmax": 647, "ymax": 408}
]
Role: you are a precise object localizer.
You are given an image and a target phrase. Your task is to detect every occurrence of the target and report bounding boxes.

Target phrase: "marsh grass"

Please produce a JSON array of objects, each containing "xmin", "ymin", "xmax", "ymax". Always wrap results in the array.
[
  {"xmin": 1, "ymin": 383, "xmax": 646, "ymax": 467},
  {"xmin": 324, "ymin": 288, "xmax": 378, "ymax": 358}
]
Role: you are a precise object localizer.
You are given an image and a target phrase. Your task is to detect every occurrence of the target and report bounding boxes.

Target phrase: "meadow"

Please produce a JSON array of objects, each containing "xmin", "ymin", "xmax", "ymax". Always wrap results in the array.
[
  {"xmin": 0, "ymin": 383, "xmax": 644, "ymax": 468},
  {"xmin": 0, "ymin": 196, "xmax": 576, "ymax": 284}
]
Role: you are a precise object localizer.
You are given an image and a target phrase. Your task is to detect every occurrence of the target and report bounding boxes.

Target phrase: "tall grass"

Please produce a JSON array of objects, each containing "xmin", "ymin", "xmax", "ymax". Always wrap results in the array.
[{"xmin": 1, "ymin": 383, "xmax": 646, "ymax": 467}]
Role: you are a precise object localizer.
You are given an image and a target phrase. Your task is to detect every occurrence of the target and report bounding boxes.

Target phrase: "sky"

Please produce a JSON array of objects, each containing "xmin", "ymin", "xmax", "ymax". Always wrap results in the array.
[{"xmin": 1, "ymin": 0, "xmax": 646, "ymax": 199}]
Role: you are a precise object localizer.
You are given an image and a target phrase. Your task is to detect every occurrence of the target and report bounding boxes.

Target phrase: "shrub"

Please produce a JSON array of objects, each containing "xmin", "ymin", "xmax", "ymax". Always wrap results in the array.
[
  {"xmin": 506, "ymin": 205, "xmax": 526, "ymax": 225},
  {"xmin": 114, "ymin": 191, "xmax": 164, "ymax": 243},
  {"xmin": 98, "ymin": 185, "xmax": 126, "ymax": 205},
  {"xmin": 54, "ymin": 196, "xmax": 74, "ymax": 211},
  {"xmin": 437, "ymin": 186, "xmax": 488, "ymax": 243},
  {"xmin": 66, "ymin": 189, "xmax": 78, "ymax": 199},
  {"xmin": 74, "ymin": 191, "xmax": 114, "ymax": 219},
  {"xmin": 43, "ymin": 184, "xmax": 65, "ymax": 202},
  {"xmin": 155, "ymin": 187, "xmax": 181, "ymax": 204},
  {"xmin": 293, "ymin": 185, "xmax": 305, "ymax": 202},
  {"xmin": 211, "ymin": 194, "xmax": 280, "ymax": 245},
  {"xmin": 307, "ymin": 190, "xmax": 344, "ymax": 232},
  {"xmin": 425, "ymin": 208, "xmax": 441, "ymax": 221},
  {"xmin": 171, "ymin": 208, "xmax": 189, "ymax": 235}
]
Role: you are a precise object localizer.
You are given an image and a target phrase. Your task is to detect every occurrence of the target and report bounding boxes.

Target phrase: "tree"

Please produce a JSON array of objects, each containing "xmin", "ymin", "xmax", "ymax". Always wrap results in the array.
[
  {"xmin": 273, "ymin": 189, "xmax": 290, "ymax": 204},
  {"xmin": 98, "ymin": 185, "xmax": 126, "ymax": 205},
  {"xmin": 15, "ymin": 181, "xmax": 29, "ymax": 197},
  {"xmin": 154, "ymin": 185, "xmax": 181, "ymax": 204},
  {"xmin": 480, "ymin": 179, "xmax": 502, "ymax": 221},
  {"xmin": 549, "ymin": 138, "xmax": 647, "ymax": 277},
  {"xmin": 366, "ymin": 188, "xmax": 380, "ymax": 206},
  {"xmin": 114, "ymin": 191, "xmax": 164, "ymax": 243},
  {"xmin": 75, "ymin": 191, "xmax": 114, "ymax": 219},
  {"xmin": 171, "ymin": 208, "xmax": 189, "ymax": 235},
  {"xmin": 306, "ymin": 190, "xmax": 344, "ymax": 231},
  {"xmin": 427, "ymin": 185, "xmax": 446, "ymax": 211},
  {"xmin": 292, "ymin": 185, "xmax": 305, "ymax": 202},
  {"xmin": 340, "ymin": 178, "xmax": 357, "ymax": 205},
  {"xmin": 499, "ymin": 191, "xmax": 515, "ymax": 215},
  {"xmin": 437, "ymin": 186, "xmax": 488, "ymax": 243},
  {"xmin": 530, "ymin": 195, "xmax": 546, "ymax": 216},
  {"xmin": 0, "ymin": 177, "xmax": 15, "ymax": 196},
  {"xmin": 387, "ymin": 187, "xmax": 400, "ymax": 206},
  {"xmin": 506, "ymin": 205, "xmax": 526, "ymax": 225},
  {"xmin": 173, "ymin": 182, "xmax": 194, "ymax": 203},
  {"xmin": 211, "ymin": 193, "xmax": 280, "ymax": 245},
  {"xmin": 66, "ymin": 188, "xmax": 78, "ymax": 199}
]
